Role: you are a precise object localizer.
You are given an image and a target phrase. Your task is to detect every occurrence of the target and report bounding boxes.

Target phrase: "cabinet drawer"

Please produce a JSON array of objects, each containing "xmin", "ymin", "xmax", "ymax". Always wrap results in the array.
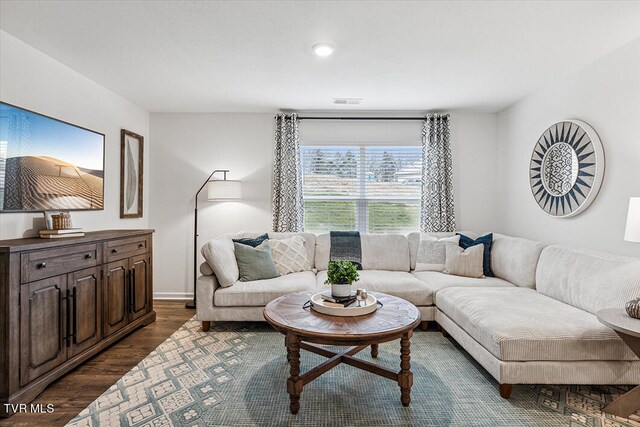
[
  {"xmin": 21, "ymin": 244, "xmax": 100, "ymax": 283},
  {"xmin": 104, "ymin": 236, "xmax": 150, "ymax": 262}
]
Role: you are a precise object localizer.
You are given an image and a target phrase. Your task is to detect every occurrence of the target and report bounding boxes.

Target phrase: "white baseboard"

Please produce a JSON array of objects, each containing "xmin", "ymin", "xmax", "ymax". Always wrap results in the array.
[{"xmin": 154, "ymin": 292, "xmax": 193, "ymax": 300}]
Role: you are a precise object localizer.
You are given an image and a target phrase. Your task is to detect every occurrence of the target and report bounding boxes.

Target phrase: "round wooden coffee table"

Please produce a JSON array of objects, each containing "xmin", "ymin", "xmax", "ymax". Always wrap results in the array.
[
  {"xmin": 264, "ymin": 291, "xmax": 421, "ymax": 414},
  {"xmin": 597, "ymin": 308, "xmax": 640, "ymax": 418}
]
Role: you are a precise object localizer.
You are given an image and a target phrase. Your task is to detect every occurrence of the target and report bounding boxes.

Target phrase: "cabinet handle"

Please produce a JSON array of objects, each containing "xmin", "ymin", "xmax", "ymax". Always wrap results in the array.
[
  {"xmin": 37, "ymin": 262, "xmax": 46, "ymax": 269},
  {"xmin": 131, "ymin": 269, "xmax": 136, "ymax": 312},
  {"xmin": 64, "ymin": 289, "xmax": 71, "ymax": 348},
  {"xmin": 71, "ymin": 287, "xmax": 77, "ymax": 343},
  {"xmin": 85, "ymin": 254, "xmax": 93, "ymax": 259},
  {"xmin": 127, "ymin": 269, "xmax": 133, "ymax": 313},
  {"xmin": 111, "ymin": 249, "xmax": 118, "ymax": 254},
  {"xmin": 138, "ymin": 243, "xmax": 144, "ymax": 249}
]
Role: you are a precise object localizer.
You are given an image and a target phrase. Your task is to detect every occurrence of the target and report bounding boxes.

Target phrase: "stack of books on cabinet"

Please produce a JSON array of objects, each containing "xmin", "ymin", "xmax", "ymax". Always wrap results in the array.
[{"xmin": 39, "ymin": 228, "xmax": 85, "ymax": 239}]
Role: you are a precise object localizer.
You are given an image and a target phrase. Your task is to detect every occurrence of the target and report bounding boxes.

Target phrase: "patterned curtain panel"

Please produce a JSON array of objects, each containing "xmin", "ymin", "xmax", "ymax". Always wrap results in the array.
[
  {"xmin": 420, "ymin": 113, "xmax": 456, "ymax": 232},
  {"xmin": 272, "ymin": 113, "xmax": 304, "ymax": 232}
]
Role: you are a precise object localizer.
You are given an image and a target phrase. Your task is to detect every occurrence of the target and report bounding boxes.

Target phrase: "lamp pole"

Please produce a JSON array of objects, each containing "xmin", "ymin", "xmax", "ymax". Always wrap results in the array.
[{"xmin": 186, "ymin": 170, "xmax": 228, "ymax": 309}]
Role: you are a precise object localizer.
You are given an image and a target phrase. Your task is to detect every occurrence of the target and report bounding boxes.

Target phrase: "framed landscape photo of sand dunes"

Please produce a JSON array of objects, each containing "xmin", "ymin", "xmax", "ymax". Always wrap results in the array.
[
  {"xmin": 120, "ymin": 129, "xmax": 144, "ymax": 218},
  {"xmin": 0, "ymin": 102, "xmax": 105, "ymax": 212}
]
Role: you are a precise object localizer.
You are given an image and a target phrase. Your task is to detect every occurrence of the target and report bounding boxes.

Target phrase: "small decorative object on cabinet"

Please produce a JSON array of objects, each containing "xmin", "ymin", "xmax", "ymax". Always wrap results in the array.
[
  {"xmin": 0, "ymin": 229, "xmax": 155, "ymax": 417},
  {"xmin": 44, "ymin": 210, "xmax": 74, "ymax": 230},
  {"xmin": 120, "ymin": 129, "xmax": 144, "ymax": 219},
  {"xmin": 325, "ymin": 260, "xmax": 360, "ymax": 297},
  {"xmin": 41, "ymin": 211, "xmax": 84, "ymax": 238},
  {"xmin": 529, "ymin": 120, "xmax": 605, "ymax": 218}
]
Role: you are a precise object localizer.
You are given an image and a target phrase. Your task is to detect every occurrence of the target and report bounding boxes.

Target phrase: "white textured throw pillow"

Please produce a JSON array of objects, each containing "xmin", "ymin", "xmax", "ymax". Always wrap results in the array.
[
  {"xmin": 201, "ymin": 236, "xmax": 239, "ymax": 287},
  {"xmin": 271, "ymin": 236, "xmax": 311, "ymax": 275},
  {"xmin": 415, "ymin": 235, "xmax": 461, "ymax": 271},
  {"xmin": 444, "ymin": 243, "xmax": 484, "ymax": 278}
]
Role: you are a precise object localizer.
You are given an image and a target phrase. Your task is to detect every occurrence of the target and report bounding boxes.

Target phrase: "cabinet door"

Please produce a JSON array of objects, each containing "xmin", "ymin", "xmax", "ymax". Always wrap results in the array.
[
  {"xmin": 130, "ymin": 254, "xmax": 150, "ymax": 321},
  {"xmin": 68, "ymin": 267, "xmax": 102, "ymax": 357},
  {"xmin": 20, "ymin": 275, "xmax": 68, "ymax": 386},
  {"xmin": 104, "ymin": 260, "xmax": 129, "ymax": 336}
]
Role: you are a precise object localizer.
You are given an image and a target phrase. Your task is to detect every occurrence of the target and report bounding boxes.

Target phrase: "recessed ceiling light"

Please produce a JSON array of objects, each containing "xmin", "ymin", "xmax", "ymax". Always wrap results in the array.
[{"xmin": 312, "ymin": 43, "xmax": 335, "ymax": 57}]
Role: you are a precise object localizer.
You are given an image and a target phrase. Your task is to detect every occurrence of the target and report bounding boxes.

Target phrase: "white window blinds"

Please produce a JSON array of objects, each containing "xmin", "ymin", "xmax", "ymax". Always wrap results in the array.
[{"xmin": 301, "ymin": 145, "xmax": 422, "ymax": 233}]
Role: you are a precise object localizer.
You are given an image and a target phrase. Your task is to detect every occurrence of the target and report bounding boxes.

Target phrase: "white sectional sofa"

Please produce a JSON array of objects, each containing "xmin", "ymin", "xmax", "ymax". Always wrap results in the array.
[{"xmin": 196, "ymin": 231, "xmax": 640, "ymax": 398}]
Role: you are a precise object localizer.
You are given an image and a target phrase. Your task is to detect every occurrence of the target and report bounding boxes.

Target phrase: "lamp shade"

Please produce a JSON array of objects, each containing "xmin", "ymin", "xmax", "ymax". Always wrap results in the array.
[
  {"xmin": 624, "ymin": 197, "xmax": 640, "ymax": 242},
  {"xmin": 207, "ymin": 180, "xmax": 242, "ymax": 200}
]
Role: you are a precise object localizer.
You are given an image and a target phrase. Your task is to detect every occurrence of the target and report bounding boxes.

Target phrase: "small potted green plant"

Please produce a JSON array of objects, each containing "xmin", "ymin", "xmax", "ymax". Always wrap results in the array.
[{"xmin": 325, "ymin": 260, "xmax": 360, "ymax": 297}]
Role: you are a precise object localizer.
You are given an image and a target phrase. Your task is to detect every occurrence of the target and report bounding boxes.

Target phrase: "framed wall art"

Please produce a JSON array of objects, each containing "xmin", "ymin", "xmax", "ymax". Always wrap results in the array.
[
  {"xmin": 120, "ymin": 129, "xmax": 144, "ymax": 218},
  {"xmin": 0, "ymin": 102, "xmax": 105, "ymax": 212},
  {"xmin": 529, "ymin": 120, "xmax": 605, "ymax": 218}
]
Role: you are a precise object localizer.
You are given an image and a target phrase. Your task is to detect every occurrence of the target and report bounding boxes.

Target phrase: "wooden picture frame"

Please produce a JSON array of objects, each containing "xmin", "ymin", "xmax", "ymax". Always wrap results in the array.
[{"xmin": 120, "ymin": 129, "xmax": 144, "ymax": 218}]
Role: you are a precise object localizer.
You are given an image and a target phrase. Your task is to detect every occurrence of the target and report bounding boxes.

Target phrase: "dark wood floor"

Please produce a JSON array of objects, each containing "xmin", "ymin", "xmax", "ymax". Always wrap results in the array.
[{"xmin": 1, "ymin": 300, "xmax": 192, "ymax": 427}]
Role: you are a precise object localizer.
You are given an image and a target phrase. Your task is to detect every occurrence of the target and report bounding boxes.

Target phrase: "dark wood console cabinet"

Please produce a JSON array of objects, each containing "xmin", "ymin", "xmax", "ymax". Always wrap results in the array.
[{"xmin": 0, "ymin": 229, "xmax": 155, "ymax": 417}]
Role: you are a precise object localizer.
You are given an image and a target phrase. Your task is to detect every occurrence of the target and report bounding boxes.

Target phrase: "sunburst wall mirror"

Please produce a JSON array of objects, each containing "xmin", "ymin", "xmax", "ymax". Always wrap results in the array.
[{"xmin": 529, "ymin": 120, "xmax": 605, "ymax": 218}]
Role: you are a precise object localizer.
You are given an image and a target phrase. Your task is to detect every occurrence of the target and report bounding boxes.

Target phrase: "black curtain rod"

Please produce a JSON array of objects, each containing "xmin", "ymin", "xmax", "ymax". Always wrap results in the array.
[{"xmin": 297, "ymin": 116, "xmax": 425, "ymax": 121}]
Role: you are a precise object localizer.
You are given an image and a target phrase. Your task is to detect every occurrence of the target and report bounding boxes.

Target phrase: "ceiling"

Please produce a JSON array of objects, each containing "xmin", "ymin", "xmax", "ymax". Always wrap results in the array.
[{"xmin": 1, "ymin": 1, "xmax": 639, "ymax": 113}]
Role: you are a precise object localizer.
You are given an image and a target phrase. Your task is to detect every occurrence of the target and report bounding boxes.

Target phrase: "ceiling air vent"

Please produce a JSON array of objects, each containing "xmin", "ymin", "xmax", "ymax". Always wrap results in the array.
[{"xmin": 333, "ymin": 98, "xmax": 363, "ymax": 105}]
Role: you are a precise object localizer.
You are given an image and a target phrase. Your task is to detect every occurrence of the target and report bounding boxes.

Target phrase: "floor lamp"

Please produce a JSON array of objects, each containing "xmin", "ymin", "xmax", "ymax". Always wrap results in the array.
[{"xmin": 186, "ymin": 170, "xmax": 242, "ymax": 309}]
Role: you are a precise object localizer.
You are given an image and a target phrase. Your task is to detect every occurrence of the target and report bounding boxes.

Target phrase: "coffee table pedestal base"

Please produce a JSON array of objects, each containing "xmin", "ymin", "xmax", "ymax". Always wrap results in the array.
[
  {"xmin": 602, "ymin": 385, "xmax": 640, "ymax": 418},
  {"xmin": 285, "ymin": 330, "xmax": 413, "ymax": 414}
]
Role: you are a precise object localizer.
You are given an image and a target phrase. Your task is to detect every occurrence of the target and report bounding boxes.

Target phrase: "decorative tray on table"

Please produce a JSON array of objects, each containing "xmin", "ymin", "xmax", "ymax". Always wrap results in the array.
[{"xmin": 310, "ymin": 292, "xmax": 378, "ymax": 317}]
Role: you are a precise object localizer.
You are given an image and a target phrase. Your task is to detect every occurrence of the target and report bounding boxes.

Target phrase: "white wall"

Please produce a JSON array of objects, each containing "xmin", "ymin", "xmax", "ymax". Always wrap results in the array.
[
  {"xmin": 497, "ymin": 38, "xmax": 640, "ymax": 256},
  {"xmin": 449, "ymin": 112, "xmax": 499, "ymax": 232},
  {"xmin": 149, "ymin": 112, "xmax": 499, "ymax": 297},
  {"xmin": 0, "ymin": 30, "xmax": 150, "ymax": 239},
  {"xmin": 149, "ymin": 114, "xmax": 274, "ymax": 298}
]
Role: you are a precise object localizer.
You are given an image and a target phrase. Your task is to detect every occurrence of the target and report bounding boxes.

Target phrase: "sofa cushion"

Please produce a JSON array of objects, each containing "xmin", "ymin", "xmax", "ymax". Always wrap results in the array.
[
  {"xmin": 201, "ymin": 235, "xmax": 239, "ymax": 287},
  {"xmin": 269, "ymin": 232, "xmax": 317, "ymax": 269},
  {"xmin": 230, "ymin": 231, "xmax": 316, "ymax": 269},
  {"xmin": 490, "ymin": 233, "xmax": 545, "ymax": 288},
  {"xmin": 407, "ymin": 231, "xmax": 477, "ymax": 271},
  {"xmin": 316, "ymin": 270, "xmax": 432, "ymax": 306},
  {"xmin": 234, "ymin": 241, "xmax": 280, "ymax": 282},
  {"xmin": 437, "ymin": 287, "xmax": 638, "ymax": 361},
  {"xmin": 444, "ymin": 243, "xmax": 484, "ymax": 278},
  {"xmin": 315, "ymin": 234, "xmax": 330, "ymax": 270},
  {"xmin": 458, "ymin": 233, "xmax": 494, "ymax": 277},
  {"xmin": 361, "ymin": 234, "xmax": 411, "ymax": 271},
  {"xmin": 536, "ymin": 245, "xmax": 640, "ymax": 315},
  {"xmin": 316, "ymin": 234, "xmax": 411, "ymax": 271},
  {"xmin": 232, "ymin": 233, "xmax": 269, "ymax": 247},
  {"xmin": 411, "ymin": 271, "xmax": 513, "ymax": 305},
  {"xmin": 271, "ymin": 236, "xmax": 311, "ymax": 275},
  {"xmin": 415, "ymin": 234, "xmax": 460, "ymax": 271},
  {"xmin": 214, "ymin": 271, "xmax": 316, "ymax": 306}
]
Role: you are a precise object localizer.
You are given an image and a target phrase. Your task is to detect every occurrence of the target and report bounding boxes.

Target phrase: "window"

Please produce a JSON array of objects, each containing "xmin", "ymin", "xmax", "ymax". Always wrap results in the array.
[{"xmin": 301, "ymin": 145, "xmax": 422, "ymax": 233}]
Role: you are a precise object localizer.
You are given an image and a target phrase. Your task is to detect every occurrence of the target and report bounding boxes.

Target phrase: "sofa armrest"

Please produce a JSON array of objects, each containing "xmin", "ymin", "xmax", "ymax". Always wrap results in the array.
[
  {"xmin": 200, "ymin": 261, "xmax": 215, "ymax": 276},
  {"xmin": 196, "ymin": 274, "xmax": 219, "ymax": 321}
]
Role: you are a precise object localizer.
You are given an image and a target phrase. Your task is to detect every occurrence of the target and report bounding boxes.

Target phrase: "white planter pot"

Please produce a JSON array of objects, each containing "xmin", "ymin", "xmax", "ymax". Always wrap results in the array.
[{"xmin": 331, "ymin": 283, "xmax": 352, "ymax": 298}]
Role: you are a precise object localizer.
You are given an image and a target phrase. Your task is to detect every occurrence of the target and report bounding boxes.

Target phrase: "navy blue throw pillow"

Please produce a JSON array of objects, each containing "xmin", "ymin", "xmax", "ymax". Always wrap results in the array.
[
  {"xmin": 456, "ymin": 233, "xmax": 494, "ymax": 277},
  {"xmin": 233, "ymin": 233, "xmax": 269, "ymax": 248}
]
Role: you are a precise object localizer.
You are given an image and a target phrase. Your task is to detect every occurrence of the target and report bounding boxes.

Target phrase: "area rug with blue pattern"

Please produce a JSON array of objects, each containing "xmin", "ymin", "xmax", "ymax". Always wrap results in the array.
[{"xmin": 67, "ymin": 318, "xmax": 640, "ymax": 427}]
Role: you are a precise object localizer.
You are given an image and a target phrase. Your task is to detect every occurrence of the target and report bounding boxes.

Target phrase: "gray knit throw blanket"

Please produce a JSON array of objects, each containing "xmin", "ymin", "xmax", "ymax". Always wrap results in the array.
[{"xmin": 329, "ymin": 231, "xmax": 362, "ymax": 270}]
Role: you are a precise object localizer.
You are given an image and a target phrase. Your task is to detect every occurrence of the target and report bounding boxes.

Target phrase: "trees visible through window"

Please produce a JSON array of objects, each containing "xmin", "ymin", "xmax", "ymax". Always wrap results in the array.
[{"xmin": 301, "ymin": 146, "xmax": 422, "ymax": 233}]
